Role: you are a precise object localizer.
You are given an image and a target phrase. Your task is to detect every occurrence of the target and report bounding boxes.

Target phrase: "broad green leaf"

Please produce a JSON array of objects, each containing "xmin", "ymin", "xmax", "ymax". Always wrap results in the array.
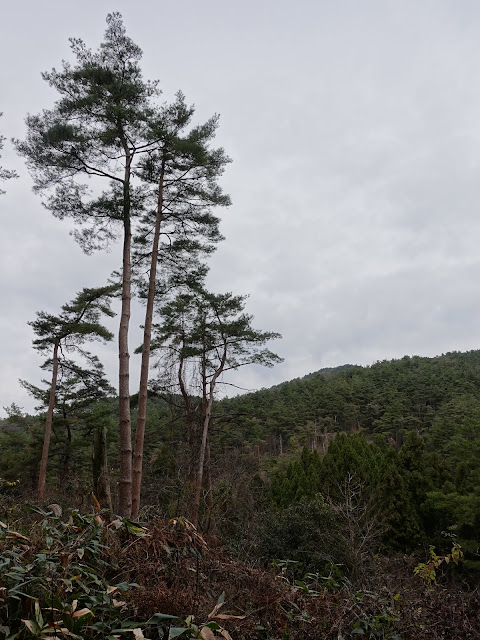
[
  {"xmin": 34, "ymin": 601, "xmax": 44, "ymax": 627},
  {"xmin": 148, "ymin": 613, "xmax": 180, "ymax": 624},
  {"xmin": 169, "ymin": 629, "xmax": 191, "ymax": 639}
]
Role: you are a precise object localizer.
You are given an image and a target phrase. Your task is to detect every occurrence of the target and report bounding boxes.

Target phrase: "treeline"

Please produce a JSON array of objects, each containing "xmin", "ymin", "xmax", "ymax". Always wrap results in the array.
[{"xmin": 215, "ymin": 349, "xmax": 480, "ymax": 451}]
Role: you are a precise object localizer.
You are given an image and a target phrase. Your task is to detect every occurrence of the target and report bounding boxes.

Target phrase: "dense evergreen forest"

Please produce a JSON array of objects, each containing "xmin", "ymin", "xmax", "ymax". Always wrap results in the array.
[{"xmin": 2, "ymin": 12, "xmax": 480, "ymax": 640}]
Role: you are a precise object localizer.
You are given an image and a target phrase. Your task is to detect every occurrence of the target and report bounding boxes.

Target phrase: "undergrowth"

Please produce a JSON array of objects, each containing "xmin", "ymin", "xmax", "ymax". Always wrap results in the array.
[{"xmin": 1, "ymin": 505, "xmax": 480, "ymax": 640}]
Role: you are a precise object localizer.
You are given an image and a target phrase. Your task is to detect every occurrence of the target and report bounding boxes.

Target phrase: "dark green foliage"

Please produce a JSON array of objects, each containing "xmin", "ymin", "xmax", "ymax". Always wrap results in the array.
[
  {"xmin": 259, "ymin": 495, "xmax": 348, "ymax": 574},
  {"xmin": 133, "ymin": 90, "xmax": 231, "ymax": 284},
  {"xmin": 217, "ymin": 350, "xmax": 480, "ymax": 450},
  {"xmin": 270, "ymin": 449, "xmax": 320, "ymax": 508},
  {"xmin": 320, "ymin": 433, "xmax": 388, "ymax": 496},
  {"xmin": 0, "ymin": 410, "xmax": 42, "ymax": 488},
  {"xmin": 376, "ymin": 462, "xmax": 422, "ymax": 551},
  {"xmin": 22, "ymin": 286, "xmax": 116, "ymax": 497},
  {"xmin": 27, "ymin": 286, "xmax": 116, "ymax": 356},
  {"xmin": 15, "ymin": 13, "xmax": 156, "ymax": 250},
  {"xmin": 429, "ymin": 393, "xmax": 480, "ymax": 466},
  {"xmin": 422, "ymin": 490, "xmax": 480, "ymax": 540},
  {"xmin": 270, "ymin": 433, "xmax": 429, "ymax": 553},
  {"xmin": 152, "ymin": 287, "xmax": 283, "ymax": 377}
]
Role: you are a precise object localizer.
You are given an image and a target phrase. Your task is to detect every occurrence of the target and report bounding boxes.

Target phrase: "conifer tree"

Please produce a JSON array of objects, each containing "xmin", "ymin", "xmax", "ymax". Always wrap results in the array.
[
  {"xmin": 0, "ymin": 113, "xmax": 17, "ymax": 194},
  {"xmin": 376, "ymin": 462, "xmax": 422, "ymax": 550},
  {"xmin": 131, "ymin": 93, "xmax": 230, "ymax": 518},
  {"xmin": 21, "ymin": 355, "xmax": 114, "ymax": 502},
  {"xmin": 152, "ymin": 286, "xmax": 282, "ymax": 526},
  {"xmin": 26, "ymin": 286, "xmax": 115, "ymax": 499}
]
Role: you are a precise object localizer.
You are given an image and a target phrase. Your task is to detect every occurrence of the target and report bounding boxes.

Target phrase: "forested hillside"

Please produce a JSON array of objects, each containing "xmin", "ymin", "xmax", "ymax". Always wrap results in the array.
[{"xmin": 217, "ymin": 349, "xmax": 480, "ymax": 451}]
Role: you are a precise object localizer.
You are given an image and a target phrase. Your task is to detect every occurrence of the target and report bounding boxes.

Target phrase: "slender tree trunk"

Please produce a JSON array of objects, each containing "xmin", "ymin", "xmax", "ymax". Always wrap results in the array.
[
  {"xmin": 62, "ymin": 419, "xmax": 71, "ymax": 482},
  {"xmin": 177, "ymin": 351, "xmax": 196, "ymax": 483},
  {"xmin": 132, "ymin": 161, "xmax": 165, "ymax": 520},
  {"xmin": 93, "ymin": 423, "xmax": 113, "ymax": 516},
  {"xmin": 192, "ymin": 392, "xmax": 214, "ymax": 527},
  {"xmin": 204, "ymin": 439, "xmax": 215, "ymax": 534},
  {"xmin": 192, "ymin": 339, "xmax": 227, "ymax": 528},
  {"xmin": 38, "ymin": 340, "xmax": 59, "ymax": 500},
  {"xmin": 118, "ymin": 152, "xmax": 133, "ymax": 517}
]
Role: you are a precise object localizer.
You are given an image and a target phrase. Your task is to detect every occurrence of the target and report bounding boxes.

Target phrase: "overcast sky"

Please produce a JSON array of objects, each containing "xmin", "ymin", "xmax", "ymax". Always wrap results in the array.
[{"xmin": 3, "ymin": 0, "xmax": 480, "ymax": 414}]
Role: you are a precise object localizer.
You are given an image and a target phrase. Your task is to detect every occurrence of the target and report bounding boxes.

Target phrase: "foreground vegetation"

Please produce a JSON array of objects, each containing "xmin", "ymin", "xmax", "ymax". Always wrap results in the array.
[{"xmin": 1, "ymin": 502, "xmax": 479, "ymax": 640}]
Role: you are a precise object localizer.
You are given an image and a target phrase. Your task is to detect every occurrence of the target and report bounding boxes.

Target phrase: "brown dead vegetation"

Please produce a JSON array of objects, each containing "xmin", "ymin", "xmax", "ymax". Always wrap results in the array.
[{"xmin": 113, "ymin": 517, "xmax": 480, "ymax": 640}]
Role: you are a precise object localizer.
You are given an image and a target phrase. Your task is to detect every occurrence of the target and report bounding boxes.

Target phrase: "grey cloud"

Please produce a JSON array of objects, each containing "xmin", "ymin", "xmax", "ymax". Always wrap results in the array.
[{"xmin": 4, "ymin": 0, "xmax": 480, "ymax": 413}]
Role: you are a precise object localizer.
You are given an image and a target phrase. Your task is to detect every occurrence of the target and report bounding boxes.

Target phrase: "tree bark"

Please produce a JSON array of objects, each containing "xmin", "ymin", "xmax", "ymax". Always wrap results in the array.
[
  {"xmin": 131, "ymin": 160, "xmax": 165, "ymax": 520},
  {"xmin": 177, "ymin": 350, "xmax": 197, "ymax": 483},
  {"xmin": 204, "ymin": 439, "xmax": 215, "ymax": 534},
  {"xmin": 93, "ymin": 423, "xmax": 113, "ymax": 516},
  {"xmin": 191, "ymin": 337, "xmax": 227, "ymax": 528},
  {"xmin": 62, "ymin": 418, "xmax": 71, "ymax": 482},
  {"xmin": 38, "ymin": 340, "xmax": 59, "ymax": 500},
  {"xmin": 118, "ymin": 149, "xmax": 133, "ymax": 517},
  {"xmin": 192, "ymin": 391, "xmax": 213, "ymax": 527}
]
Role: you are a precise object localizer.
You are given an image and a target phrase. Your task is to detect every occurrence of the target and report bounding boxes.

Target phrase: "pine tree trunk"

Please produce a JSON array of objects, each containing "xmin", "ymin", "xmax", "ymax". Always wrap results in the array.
[
  {"xmin": 204, "ymin": 439, "xmax": 215, "ymax": 534},
  {"xmin": 192, "ymin": 340, "xmax": 226, "ymax": 528},
  {"xmin": 62, "ymin": 420, "xmax": 72, "ymax": 482},
  {"xmin": 38, "ymin": 340, "xmax": 59, "ymax": 500},
  {"xmin": 192, "ymin": 395, "xmax": 213, "ymax": 528},
  {"xmin": 93, "ymin": 423, "xmax": 113, "ymax": 516},
  {"xmin": 132, "ymin": 163, "xmax": 165, "ymax": 520},
  {"xmin": 177, "ymin": 353, "xmax": 197, "ymax": 483},
  {"xmin": 118, "ymin": 157, "xmax": 133, "ymax": 517}
]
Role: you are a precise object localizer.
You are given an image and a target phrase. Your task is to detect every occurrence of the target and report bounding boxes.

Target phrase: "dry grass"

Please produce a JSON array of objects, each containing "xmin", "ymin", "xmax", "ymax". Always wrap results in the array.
[{"xmin": 118, "ymin": 518, "xmax": 480, "ymax": 639}]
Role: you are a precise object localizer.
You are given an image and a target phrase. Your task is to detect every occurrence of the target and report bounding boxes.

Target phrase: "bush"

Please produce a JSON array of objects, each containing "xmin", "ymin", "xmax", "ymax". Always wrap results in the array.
[
  {"xmin": 0, "ymin": 505, "xmax": 145, "ymax": 638},
  {"xmin": 258, "ymin": 495, "xmax": 349, "ymax": 576}
]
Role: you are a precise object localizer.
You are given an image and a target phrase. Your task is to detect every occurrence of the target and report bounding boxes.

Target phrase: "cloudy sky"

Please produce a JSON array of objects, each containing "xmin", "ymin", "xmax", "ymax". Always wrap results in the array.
[{"xmin": 3, "ymin": 0, "xmax": 480, "ymax": 414}]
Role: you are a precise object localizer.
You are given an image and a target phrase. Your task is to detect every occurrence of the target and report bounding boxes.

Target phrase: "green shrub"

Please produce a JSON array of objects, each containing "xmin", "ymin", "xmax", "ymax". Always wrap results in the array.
[
  {"xmin": 0, "ymin": 506, "xmax": 144, "ymax": 639},
  {"xmin": 258, "ymin": 495, "xmax": 349, "ymax": 576}
]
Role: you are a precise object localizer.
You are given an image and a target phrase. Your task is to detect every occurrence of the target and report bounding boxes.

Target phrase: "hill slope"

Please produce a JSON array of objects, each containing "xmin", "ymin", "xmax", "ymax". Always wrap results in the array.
[{"xmin": 214, "ymin": 349, "xmax": 480, "ymax": 451}]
